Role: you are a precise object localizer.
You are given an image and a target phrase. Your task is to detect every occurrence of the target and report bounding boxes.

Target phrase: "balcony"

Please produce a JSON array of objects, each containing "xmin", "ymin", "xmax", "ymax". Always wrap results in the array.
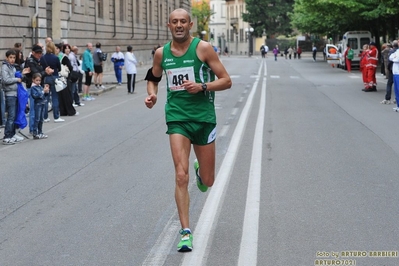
[{"xmin": 230, "ymin": 17, "xmax": 238, "ymax": 26}]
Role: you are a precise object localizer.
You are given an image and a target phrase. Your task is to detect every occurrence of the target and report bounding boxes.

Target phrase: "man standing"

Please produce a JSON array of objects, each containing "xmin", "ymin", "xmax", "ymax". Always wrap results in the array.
[
  {"xmin": 363, "ymin": 42, "xmax": 378, "ymax": 92},
  {"xmin": 24, "ymin": 44, "xmax": 53, "ymax": 132},
  {"xmin": 82, "ymin": 43, "xmax": 95, "ymax": 101},
  {"xmin": 111, "ymin": 46, "xmax": 125, "ymax": 85},
  {"xmin": 144, "ymin": 8, "xmax": 232, "ymax": 252},
  {"xmin": 312, "ymin": 44, "xmax": 317, "ymax": 61}
]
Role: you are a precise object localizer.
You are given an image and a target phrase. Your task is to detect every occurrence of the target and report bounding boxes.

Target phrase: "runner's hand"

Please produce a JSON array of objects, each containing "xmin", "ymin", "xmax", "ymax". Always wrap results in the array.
[{"xmin": 145, "ymin": 94, "xmax": 157, "ymax": 109}]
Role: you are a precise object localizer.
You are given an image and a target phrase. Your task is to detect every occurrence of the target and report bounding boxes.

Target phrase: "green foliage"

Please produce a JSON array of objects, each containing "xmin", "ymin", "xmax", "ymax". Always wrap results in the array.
[
  {"xmin": 191, "ymin": 1, "xmax": 215, "ymax": 37},
  {"xmin": 243, "ymin": 0, "xmax": 295, "ymax": 37},
  {"xmin": 290, "ymin": 0, "xmax": 399, "ymax": 40}
]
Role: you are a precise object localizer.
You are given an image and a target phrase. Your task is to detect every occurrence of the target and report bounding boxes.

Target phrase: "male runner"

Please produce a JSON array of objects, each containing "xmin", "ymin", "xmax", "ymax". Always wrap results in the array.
[{"xmin": 144, "ymin": 8, "xmax": 232, "ymax": 252}]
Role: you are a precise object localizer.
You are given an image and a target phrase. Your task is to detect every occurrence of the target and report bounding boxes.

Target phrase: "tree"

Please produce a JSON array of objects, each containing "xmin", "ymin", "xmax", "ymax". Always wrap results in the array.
[
  {"xmin": 242, "ymin": 0, "xmax": 295, "ymax": 37},
  {"xmin": 290, "ymin": 0, "xmax": 399, "ymax": 42},
  {"xmin": 191, "ymin": 1, "xmax": 215, "ymax": 38}
]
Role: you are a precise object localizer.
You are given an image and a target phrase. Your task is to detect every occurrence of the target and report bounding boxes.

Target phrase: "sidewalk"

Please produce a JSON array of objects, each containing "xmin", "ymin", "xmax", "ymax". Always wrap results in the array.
[{"xmin": 89, "ymin": 62, "xmax": 151, "ymax": 96}]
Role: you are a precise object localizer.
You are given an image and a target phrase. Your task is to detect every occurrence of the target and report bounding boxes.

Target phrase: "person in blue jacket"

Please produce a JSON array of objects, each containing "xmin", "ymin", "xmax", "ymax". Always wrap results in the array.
[{"xmin": 111, "ymin": 46, "xmax": 125, "ymax": 85}]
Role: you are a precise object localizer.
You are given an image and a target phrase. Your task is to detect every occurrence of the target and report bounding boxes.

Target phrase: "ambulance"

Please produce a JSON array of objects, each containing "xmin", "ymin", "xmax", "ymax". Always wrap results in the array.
[{"xmin": 326, "ymin": 31, "xmax": 372, "ymax": 69}]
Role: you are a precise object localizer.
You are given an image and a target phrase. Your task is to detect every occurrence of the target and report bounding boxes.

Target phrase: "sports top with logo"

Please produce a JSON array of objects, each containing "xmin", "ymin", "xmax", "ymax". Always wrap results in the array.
[{"xmin": 162, "ymin": 37, "xmax": 216, "ymax": 123}]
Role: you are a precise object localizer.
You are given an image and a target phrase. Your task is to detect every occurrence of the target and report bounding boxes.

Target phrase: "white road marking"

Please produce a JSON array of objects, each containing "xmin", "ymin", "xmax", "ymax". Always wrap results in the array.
[
  {"xmin": 238, "ymin": 76, "xmax": 266, "ymax": 266},
  {"xmin": 181, "ymin": 60, "xmax": 265, "ymax": 266},
  {"xmin": 142, "ymin": 220, "xmax": 181, "ymax": 266},
  {"xmin": 270, "ymin": 75, "xmax": 280, "ymax": 78},
  {"xmin": 218, "ymin": 125, "xmax": 230, "ymax": 138}
]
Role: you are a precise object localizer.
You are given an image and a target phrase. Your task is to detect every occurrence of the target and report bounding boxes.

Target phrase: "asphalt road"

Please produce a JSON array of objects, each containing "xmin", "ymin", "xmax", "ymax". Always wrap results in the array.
[{"xmin": 1, "ymin": 54, "xmax": 398, "ymax": 266}]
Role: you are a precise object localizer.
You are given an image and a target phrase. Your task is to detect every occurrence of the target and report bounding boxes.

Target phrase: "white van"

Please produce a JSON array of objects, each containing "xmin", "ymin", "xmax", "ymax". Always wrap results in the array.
[{"xmin": 337, "ymin": 31, "xmax": 372, "ymax": 69}]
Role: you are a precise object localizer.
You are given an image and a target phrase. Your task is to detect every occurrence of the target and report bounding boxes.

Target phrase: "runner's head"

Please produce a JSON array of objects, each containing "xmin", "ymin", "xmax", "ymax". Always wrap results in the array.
[{"xmin": 168, "ymin": 8, "xmax": 193, "ymax": 43}]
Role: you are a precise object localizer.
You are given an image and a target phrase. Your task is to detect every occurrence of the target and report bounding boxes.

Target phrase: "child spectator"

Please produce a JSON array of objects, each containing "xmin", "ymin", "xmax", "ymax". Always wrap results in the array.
[
  {"xmin": 1, "ymin": 50, "xmax": 29, "ymax": 145},
  {"xmin": 30, "ymin": 73, "xmax": 49, "ymax": 139}
]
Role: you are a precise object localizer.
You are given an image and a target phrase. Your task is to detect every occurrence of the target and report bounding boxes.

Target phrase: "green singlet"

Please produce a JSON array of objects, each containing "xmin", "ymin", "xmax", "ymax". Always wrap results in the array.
[{"xmin": 161, "ymin": 37, "xmax": 216, "ymax": 123}]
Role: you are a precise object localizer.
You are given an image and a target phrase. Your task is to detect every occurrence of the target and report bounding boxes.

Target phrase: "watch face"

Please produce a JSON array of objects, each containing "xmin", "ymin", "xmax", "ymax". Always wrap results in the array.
[{"xmin": 202, "ymin": 83, "xmax": 207, "ymax": 90}]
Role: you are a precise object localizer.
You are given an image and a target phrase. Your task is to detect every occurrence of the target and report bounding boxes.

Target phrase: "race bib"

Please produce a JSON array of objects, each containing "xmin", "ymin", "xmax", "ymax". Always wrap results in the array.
[{"xmin": 166, "ymin": 66, "xmax": 195, "ymax": 91}]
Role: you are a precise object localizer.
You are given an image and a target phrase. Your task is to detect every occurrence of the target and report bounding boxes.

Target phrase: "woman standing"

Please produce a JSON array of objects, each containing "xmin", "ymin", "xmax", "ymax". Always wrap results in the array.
[
  {"xmin": 124, "ymin": 45, "xmax": 138, "ymax": 94},
  {"xmin": 55, "ymin": 43, "xmax": 77, "ymax": 117},
  {"xmin": 40, "ymin": 42, "xmax": 64, "ymax": 123}
]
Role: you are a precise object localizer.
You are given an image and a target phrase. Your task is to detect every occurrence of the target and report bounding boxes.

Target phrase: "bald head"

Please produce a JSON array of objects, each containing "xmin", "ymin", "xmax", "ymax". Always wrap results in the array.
[{"xmin": 169, "ymin": 8, "xmax": 191, "ymax": 23}]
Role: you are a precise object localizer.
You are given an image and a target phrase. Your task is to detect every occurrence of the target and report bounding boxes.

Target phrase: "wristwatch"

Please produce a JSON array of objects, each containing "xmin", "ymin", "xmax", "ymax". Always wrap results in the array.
[{"xmin": 201, "ymin": 83, "xmax": 207, "ymax": 92}]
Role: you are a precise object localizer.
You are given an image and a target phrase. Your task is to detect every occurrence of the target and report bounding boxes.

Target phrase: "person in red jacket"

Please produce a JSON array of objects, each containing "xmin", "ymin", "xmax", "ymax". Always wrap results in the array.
[
  {"xmin": 359, "ymin": 44, "xmax": 369, "ymax": 90},
  {"xmin": 363, "ymin": 42, "xmax": 378, "ymax": 92}
]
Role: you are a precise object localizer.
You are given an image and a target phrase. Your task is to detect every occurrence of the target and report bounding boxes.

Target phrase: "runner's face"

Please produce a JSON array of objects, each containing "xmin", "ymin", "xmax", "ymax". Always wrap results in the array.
[{"xmin": 168, "ymin": 10, "xmax": 192, "ymax": 42}]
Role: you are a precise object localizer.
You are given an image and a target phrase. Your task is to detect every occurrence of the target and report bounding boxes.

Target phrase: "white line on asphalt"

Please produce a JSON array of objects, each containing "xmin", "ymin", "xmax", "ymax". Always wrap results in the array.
[
  {"xmin": 238, "ymin": 75, "xmax": 266, "ymax": 266},
  {"xmin": 181, "ymin": 60, "xmax": 265, "ymax": 266},
  {"xmin": 142, "ymin": 220, "xmax": 181, "ymax": 266},
  {"xmin": 218, "ymin": 125, "xmax": 230, "ymax": 138},
  {"xmin": 231, "ymin": 107, "xmax": 239, "ymax": 116},
  {"xmin": 270, "ymin": 75, "xmax": 280, "ymax": 78}
]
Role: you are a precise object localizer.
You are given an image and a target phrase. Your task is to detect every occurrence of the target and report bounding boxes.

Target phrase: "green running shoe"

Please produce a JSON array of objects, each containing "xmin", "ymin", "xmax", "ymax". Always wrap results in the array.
[
  {"xmin": 177, "ymin": 229, "xmax": 193, "ymax": 252},
  {"xmin": 194, "ymin": 159, "xmax": 208, "ymax": 192}
]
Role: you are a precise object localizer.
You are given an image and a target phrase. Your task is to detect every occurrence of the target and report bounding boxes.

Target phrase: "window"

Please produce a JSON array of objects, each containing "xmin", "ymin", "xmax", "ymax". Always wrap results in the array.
[
  {"xmin": 97, "ymin": 0, "xmax": 103, "ymax": 18},
  {"xmin": 360, "ymin": 37, "xmax": 370, "ymax": 48},
  {"xmin": 160, "ymin": 4, "xmax": 163, "ymax": 26},
  {"xmin": 136, "ymin": 0, "xmax": 140, "ymax": 23},
  {"xmin": 348, "ymin": 38, "xmax": 358, "ymax": 50},
  {"xmin": 149, "ymin": 0, "xmax": 152, "ymax": 25},
  {"xmin": 120, "ymin": 0, "xmax": 124, "ymax": 21}
]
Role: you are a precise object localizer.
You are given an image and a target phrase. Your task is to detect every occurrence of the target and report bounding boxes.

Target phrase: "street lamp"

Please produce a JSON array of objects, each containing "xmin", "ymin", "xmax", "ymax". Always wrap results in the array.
[
  {"xmin": 201, "ymin": 30, "xmax": 207, "ymax": 40},
  {"xmin": 245, "ymin": 27, "xmax": 254, "ymax": 57}
]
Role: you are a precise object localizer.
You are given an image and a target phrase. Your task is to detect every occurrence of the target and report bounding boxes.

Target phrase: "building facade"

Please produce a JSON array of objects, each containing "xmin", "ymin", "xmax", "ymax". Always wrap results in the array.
[
  {"xmin": 0, "ymin": 0, "xmax": 190, "ymax": 68},
  {"xmin": 209, "ymin": 0, "xmax": 256, "ymax": 56}
]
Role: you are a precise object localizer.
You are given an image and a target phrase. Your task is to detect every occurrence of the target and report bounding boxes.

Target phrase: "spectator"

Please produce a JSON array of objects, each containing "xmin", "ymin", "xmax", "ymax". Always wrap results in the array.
[
  {"xmin": 73, "ymin": 46, "xmax": 84, "ymax": 93},
  {"xmin": 40, "ymin": 41, "xmax": 64, "ymax": 122},
  {"xmin": 82, "ymin": 43, "xmax": 95, "ymax": 101},
  {"xmin": 359, "ymin": 44, "xmax": 369, "ymax": 91},
  {"xmin": 389, "ymin": 42, "xmax": 399, "ymax": 111},
  {"xmin": 55, "ymin": 43, "xmax": 77, "ymax": 117},
  {"xmin": 312, "ymin": 45, "xmax": 317, "ymax": 61},
  {"xmin": 381, "ymin": 43, "xmax": 391, "ymax": 79},
  {"xmin": 93, "ymin": 42, "xmax": 104, "ymax": 89},
  {"xmin": 260, "ymin": 45, "xmax": 266, "ymax": 58},
  {"xmin": 273, "ymin": 45, "xmax": 279, "ymax": 61},
  {"xmin": 13, "ymin": 42, "xmax": 25, "ymax": 71},
  {"xmin": 24, "ymin": 44, "xmax": 51, "ymax": 133},
  {"xmin": 224, "ymin": 46, "xmax": 229, "ymax": 56},
  {"xmin": 382, "ymin": 41, "xmax": 398, "ymax": 105},
  {"xmin": 363, "ymin": 42, "xmax": 378, "ymax": 92},
  {"xmin": 69, "ymin": 46, "xmax": 84, "ymax": 107},
  {"xmin": 288, "ymin": 46, "xmax": 293, "ymax": 59},
  {"xmin": 111, "ymin": 46, "xmax": 125, "ymax": 85},
  {"xmin": 343, "ymin": 44, "xmax": 353, "ymax": 73},
  {"xmin": 30, "ymin": 73, "xmax": 49, "ymax": 139},
  {"xmin": 124, "ymin": 45, "xmax": 138, "ymax": 94},
  {"xmin": 151, "ymin": 46, "xmax": 157, "ymax": 59},
  {"xmin": 1, "ymin": 50, "xmax": 29, "ymax": 144},
  {"xmin": 297, "ymin": 46, "xmax": 302, "ymax": 59}
]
